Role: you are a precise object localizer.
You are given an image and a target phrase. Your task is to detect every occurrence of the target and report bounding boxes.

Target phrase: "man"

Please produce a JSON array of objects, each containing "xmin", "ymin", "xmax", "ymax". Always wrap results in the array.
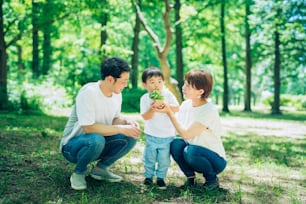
[{"xmin": 60, "ymin": 57, "xmax": 142, "ymax": 190}]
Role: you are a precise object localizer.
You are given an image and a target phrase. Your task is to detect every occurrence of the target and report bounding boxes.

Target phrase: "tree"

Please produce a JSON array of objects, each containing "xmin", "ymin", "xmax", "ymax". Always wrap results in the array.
[
  {"xmin": 135, "ymin": 0, "xmax": 182, "ymax": 102},
  {"xmin": 272, "ymin": 9, "xmax": 281, "ymax": 115},
  {"xmin": 221, "ymin": 0, "xmax": 229, "ymax": 112},
  {"xmin": 244, "ymin": 0, "xmax": 252, "ymax": 112},
  {"xmin": 32, "ymin": 0, "xmax": 40, "ymax": 78},
  {"xmin": 42, "ymin": 0, "xmax": 52, "ymax": 75},
  {"xmin": 99, "ymin": 0, "xmax": 108, "ymax": 60},
  {"xmin": 0, "ymin": 0, "xmax": 8, "ymax": 110},
  {"xmin": 174, "ymin": 0, "xmax": 183, "ymax": 98},
  {"xmin": 131, "ymin": 0, "xmax": 141, "ymax": 89}
]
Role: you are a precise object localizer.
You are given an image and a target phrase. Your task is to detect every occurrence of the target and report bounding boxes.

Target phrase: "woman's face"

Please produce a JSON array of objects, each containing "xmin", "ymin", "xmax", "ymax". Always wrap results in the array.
[{"xmin": 182, "ymin": 80, "xmax": 203, "ymax": 100}]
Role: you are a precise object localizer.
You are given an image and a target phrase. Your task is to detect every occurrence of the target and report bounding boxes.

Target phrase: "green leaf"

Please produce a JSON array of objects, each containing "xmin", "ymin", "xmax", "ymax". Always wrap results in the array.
[{"xmin": 149, "ymin": 89, "xmax": 164, "ymax": 100}]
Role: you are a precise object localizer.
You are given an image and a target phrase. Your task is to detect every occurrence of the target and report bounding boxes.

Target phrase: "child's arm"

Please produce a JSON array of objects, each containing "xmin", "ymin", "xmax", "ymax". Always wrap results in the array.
[{"xmin": 141, "ymin": 104, "xmax": 156, "ymax": 120}]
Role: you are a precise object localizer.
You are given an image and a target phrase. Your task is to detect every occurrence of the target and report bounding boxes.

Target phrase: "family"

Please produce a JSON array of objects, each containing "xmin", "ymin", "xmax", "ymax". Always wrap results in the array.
[{"xmin": 60, "ymin": 57, "xmax": 227, "ymax": 191}]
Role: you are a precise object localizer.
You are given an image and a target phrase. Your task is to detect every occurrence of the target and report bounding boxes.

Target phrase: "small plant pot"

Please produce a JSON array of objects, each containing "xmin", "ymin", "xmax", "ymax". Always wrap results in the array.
[{"xmin": 153, "ymin": 100, "xmax": 164, "ymax": 109}]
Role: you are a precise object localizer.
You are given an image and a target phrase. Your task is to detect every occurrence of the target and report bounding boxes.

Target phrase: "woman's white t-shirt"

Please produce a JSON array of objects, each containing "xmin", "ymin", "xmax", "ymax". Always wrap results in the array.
[{"xmin": 177, "ymin": 99, "xmax": 226, "ymax": 159}]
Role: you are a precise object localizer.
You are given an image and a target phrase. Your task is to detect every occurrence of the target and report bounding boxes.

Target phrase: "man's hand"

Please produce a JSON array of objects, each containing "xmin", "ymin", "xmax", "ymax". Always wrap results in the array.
[{"xmin": 119, "ymin": 124, "xmax": 142, "ymax": 138}]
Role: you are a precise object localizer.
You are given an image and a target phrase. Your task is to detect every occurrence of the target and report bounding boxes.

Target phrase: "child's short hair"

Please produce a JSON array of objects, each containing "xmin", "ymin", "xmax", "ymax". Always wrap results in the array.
[{"xmin": 142, "ymin": 67, "xmax": 164, "ymax": 83}]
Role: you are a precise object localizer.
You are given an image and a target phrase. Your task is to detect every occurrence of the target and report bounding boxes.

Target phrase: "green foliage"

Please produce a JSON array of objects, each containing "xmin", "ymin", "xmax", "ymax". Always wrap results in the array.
[
  {"xmin": 2, "ymin": 0, "xmax": 305, "ymax": 113},
  {"xmin": 262, "ymin": 94, "xmax": 306, "ymax": 111},
  {"xmin": 7, "ymin": 73, "xmax": 71, "ymax": 115},
  {"xmin": 149, "ymin": 89, "xmax": 164, "ymax": 100},
  {"xmin": 19, "ymin": 90, "xmax": 43, "ymax": 114},
  {"xmin": 121, "ymin": 88, "xmax": 147, "ymax": 112}
]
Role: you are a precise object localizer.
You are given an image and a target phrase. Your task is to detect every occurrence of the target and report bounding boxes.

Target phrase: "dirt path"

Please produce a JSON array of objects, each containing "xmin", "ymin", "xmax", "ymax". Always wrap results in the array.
[
  {"xmin": 222, "ymin": 117, "xmax": 306, "ymax": 139},
  {"xmin": 124, "ymin": 113, "xmax": 306, "ymax": 139}
]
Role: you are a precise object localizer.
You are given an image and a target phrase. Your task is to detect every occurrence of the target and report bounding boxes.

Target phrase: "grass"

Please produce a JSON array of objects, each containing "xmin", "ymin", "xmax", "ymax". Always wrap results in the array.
[{"xmin": 0, "ymin": 110, "xmax": 305, "ymax": 204}]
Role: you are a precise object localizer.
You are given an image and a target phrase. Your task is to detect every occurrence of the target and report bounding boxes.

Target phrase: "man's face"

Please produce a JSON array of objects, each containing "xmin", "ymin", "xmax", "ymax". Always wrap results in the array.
[{"xmin": 112, "ymin": 72, "xmax": 130, "ymax": 94}]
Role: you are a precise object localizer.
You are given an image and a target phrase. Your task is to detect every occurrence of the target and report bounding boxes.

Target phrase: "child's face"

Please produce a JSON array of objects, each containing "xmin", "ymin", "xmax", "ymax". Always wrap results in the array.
[{"xmin": 143, "ymin": 76, "xmax": 164, "ymax": 93}]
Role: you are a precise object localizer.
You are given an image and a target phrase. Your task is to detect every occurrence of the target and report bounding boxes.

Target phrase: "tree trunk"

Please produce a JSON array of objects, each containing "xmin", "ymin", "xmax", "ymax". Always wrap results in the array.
[
  {"xmin": 135, "ymin": 0, "xmax": 182, "ymax": 103},
  {"xmin": 221, "ymin": 0, "xmax": 229, "ymax": 112},
  {"xmin": 0, "ymin": 0, "xmax": 8, "ymax": 110},
  {"xmin": 272, "ymin": 29, "xmax": 281, "ymax": 115},
  {"xmin": 100, "ymin": 0, "xmax": 108, "ymax": 60},
  {"xmin": 174, "ymin": 0, "xmax": 183, "ymax": 100},
  {"xmin": 131, "ymin": 0, "xmax": 141, "ymax": 89},
  {"xmin": 32, "ymin": 0, "xmax": 40, "ymax": 78},
  {"xmin": 42, "ymin": 0, "xmax": 52, "ymax": 75},
  {"xmin": 244, "ymin": 0, "xmax": 252, "ymax": 112}
]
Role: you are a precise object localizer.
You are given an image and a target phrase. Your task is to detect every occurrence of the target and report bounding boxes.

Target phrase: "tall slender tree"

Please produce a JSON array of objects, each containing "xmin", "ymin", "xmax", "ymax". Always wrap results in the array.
[
  {"xmin": 0, "ymin": 0, "xmax": 8, "ymax": 110},
  {"xmin": 42, "ymin": 0, "xmax": 52, "ymax": 75},
  {"xmin": 244, "ymin": 0, "xmax": 252, "ymax": 112},
  {"xmin": 32, "ymin": 0, "xmax": 40, "ymax": 78},
  {"xmin": 272, "ymin": 20, "xmax": 281, "ymax": 115},
  {"xmin": 174, "ymin": 0, "xmax": 183, "ymax": 100},
  {"xmin": 100, "ymin": 0, "xmax": 108, "ymax": 60},
  {"xmin": 131, "ymin": 0, "xmax": 141, "ymax": 89},
  {"xmin": 221, "ymin": 0, "xmax": 229, "ymax": 112}
]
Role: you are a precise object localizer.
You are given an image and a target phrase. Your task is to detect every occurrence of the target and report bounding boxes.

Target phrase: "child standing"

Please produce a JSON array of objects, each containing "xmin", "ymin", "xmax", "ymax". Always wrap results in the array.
[{"xmin": 140, "ymin": 67, "xmax": 179, "ymax": 190}]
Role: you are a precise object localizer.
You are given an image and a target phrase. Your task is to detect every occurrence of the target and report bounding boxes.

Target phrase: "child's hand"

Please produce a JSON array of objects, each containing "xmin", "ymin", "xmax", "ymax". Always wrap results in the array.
[{"xmin": 151, "ymin": 99, "xmax": 165, "ymax": 109}]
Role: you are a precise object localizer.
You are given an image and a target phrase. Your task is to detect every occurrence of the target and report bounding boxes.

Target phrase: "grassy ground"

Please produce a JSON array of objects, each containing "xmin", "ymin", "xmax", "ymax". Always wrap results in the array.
[{"xmin": 0, "ymin": 110, "xmax": 305, "ymax": 204}]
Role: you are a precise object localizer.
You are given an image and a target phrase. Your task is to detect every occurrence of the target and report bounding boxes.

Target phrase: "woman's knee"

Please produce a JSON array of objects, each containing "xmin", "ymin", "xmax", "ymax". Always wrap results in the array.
[
  {"xmin": 170, "ymin": 138, "xmax": 186, "ymax": 158},
  {"xmin": 183, "ymin": 145, "xmax": 198, "ymax": 163}
]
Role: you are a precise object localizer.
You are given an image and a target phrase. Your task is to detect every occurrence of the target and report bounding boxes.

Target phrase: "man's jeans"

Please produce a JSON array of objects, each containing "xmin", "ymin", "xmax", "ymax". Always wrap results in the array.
[
  {"xmin": 143, "ymin": 135, "xmax": 174, "ymax": 179},
  {"xmin": 62, "ymin": 133, "xmax": 136, "ymax": 174},
  {"xmin": 170, "ymin": 138, "xmax": 226, "ymax": 182}
]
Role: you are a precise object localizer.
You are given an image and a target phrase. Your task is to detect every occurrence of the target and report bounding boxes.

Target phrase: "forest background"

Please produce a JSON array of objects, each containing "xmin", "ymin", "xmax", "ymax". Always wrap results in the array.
[{"xmin": 1, "ymin": 0, "xmax": 305, "ymax": 115}]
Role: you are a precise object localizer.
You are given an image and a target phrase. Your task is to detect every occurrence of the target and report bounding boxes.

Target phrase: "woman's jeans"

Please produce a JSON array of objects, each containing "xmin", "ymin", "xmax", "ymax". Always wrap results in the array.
[
  {"xmin": 170, "ymin": 138, "xmax": 226, "ymax": 182},
  {"xmin": 143, "ymin": 135, "xmax": 173, "ymax": 179},
  {"xmin": 62, "ymin": 133, "xmax": 136, "ymax": 174}
]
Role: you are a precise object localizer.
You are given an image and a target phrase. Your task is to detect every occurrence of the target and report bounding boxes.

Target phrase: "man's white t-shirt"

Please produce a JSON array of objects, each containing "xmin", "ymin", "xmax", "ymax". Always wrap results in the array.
[
  {"xmin": 140, "ymin": 88, "xmax": 179, "ymax": 138},
  {"xmin": 177, "ymin": 99, "xmax": 226, "ymax": 159},
  {"xmin": 60, "ymin": 81, "xmax": 121, "ymax": 150}
]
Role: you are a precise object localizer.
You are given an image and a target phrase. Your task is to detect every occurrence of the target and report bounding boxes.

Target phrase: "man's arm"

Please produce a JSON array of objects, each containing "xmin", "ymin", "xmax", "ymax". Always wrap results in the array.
[{"xmin": 82, "ymin": 121, "xmax": 141, "ymax": 138}]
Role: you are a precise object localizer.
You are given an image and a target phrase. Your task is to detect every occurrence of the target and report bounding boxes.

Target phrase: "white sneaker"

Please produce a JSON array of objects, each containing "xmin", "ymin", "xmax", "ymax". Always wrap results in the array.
[
  {"xmin": 90, "ymin": 167, "xmax": 122, "ymax": 182},
  {"xmin": 70, "ymin": 172, "xmax": 87, "ymax": 190}
]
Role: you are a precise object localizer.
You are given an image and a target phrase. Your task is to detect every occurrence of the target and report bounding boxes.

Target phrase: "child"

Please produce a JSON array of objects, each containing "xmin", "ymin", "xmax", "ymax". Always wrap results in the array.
[{"xmin": 140, "ymin": 67, "xmax": 179, "ymax": 190}]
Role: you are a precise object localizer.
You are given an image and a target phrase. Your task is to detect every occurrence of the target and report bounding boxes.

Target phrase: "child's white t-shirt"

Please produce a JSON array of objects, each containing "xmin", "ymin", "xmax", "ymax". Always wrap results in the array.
[
  {"xmin": 140, "ymin": 88, "xmax": 179, "ymax": 138},
  {"xmin": 60, "ymin": 81, "xmax": 121, "ymax": 149}
]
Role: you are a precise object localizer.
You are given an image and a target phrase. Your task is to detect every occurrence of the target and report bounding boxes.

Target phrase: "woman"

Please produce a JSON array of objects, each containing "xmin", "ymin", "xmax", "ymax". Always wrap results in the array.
[{"xmin": 163, "ymin": 69, "xmax": 226, "ymax": 189}]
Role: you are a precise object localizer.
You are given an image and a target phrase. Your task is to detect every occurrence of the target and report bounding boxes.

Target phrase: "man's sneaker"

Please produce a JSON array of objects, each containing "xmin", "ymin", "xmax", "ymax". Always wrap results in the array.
[
  {"xmin": 90, "ymin": 167, "xmax": 122, "ymax": 182},
  {"xmin": 142, "ymin": 178, "xmax": 153, "ymax": 186},
  {"xmin": 203, "ymin": 178, "xmax": 219, "ymax": 190},
  {"xmin": 70, "ymin": 172, "xmax": 87, "ymax": 190},
  {"xmin": 180, "ymin": 177, "xmax": 195, "ymax": 189},
  {"xmin": 156, "ymin": 178, "xmax": 167, "ymax": 190}
]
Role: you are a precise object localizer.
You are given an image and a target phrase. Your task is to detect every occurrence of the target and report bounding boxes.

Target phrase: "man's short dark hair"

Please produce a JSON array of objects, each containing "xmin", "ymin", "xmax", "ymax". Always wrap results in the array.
[{"xmin": 100, "ymin": 57, "xmax": 131, "ymax": 80}]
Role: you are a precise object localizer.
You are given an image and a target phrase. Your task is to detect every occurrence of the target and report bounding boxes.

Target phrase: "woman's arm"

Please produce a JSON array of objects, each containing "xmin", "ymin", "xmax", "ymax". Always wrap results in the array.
[{"xmin": 165, "ymin": 105, "xmax": 208, "ymax": 140}]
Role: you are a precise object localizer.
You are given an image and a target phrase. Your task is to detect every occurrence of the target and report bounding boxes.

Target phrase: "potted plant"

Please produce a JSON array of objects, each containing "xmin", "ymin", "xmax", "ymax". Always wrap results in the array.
[{"xmin": 149, "ymin": 89, "xmax": 164, "ymax": 109}]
